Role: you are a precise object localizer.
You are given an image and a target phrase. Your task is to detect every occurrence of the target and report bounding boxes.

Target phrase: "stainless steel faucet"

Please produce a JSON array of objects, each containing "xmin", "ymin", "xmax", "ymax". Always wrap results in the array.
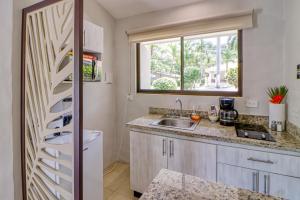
[{"xmin": 176, "ymin": 98, "xmax": 183, "ymax": 117}]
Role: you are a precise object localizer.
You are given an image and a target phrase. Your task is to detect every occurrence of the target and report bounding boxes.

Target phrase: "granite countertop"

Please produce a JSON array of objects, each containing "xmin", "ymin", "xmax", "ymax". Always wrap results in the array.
[
  {"xmin": 140, "ymin": 169, "xmax": 281, "ymax": 200},
  {"xmin": 126, "ymin": 115, "xmax": 300, "ymax": 153}
]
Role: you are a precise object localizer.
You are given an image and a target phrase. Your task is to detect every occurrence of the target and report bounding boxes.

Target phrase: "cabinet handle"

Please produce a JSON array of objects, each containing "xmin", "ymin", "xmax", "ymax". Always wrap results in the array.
[
  {"xmin": 252, "ymin": 172, "xmax": 256, "ymax": 191},
  {"xmin": 162, "ymin": 139, "xmax": 166, "ymax": 156},
  {"xmin": 172, "ymin": 141, "xmax": 174, "ymax": 157},
  {"xmin": 83, "ymin": 147, "xmax": 88, "ymax": 151},
  {"xmin": 169, "ymin": 140, "xmax": 174, "ymax": 157},
  {"xmin": 264, "ymin": 175, "xmax": 270, "ymax": 195},
  {"xmin": 169, "ymin": 140, "xmax": 172, "ymax": 157},
  {"xmin": 256, "ymin": 172, "xmax": 259, "ymax": 192},
  {"xmin": 252, "ymin": 172, "xmax": 259, "ymax": 192},
  {"xmin": 248, "ymin": 157, "xmax": 274, "ymax": 164}
]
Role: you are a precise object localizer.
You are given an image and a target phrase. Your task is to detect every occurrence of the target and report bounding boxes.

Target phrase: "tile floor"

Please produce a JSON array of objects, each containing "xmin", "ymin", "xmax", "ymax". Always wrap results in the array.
[{"xmin": 104, "ymin": 162, "xmax": 139, "ymax": 200}]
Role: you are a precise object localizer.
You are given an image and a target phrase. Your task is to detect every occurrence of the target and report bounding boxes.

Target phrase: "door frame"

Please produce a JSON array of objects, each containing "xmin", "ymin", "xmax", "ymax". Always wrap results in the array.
[{"xmin": 21, "ymin": 0, "xmax": 83, "ymax": 199}]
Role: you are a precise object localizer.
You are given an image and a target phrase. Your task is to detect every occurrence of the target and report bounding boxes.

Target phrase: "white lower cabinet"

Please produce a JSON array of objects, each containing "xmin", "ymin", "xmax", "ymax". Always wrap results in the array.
[
  {"xmin": 262, "ymin": 172, "xmax": 300, "ymax": 200},
  {"xmin": 217, "ymin": 146, "xmax": 300, "ymax": 199},
  {"xmin": 130, "ymin": 131, "xmax": 217, "ymax": 193},
  {"xmin": 130, "ymin": 131, "xmax": 167, "ymax": 193},
  {"xmin": 83, "ymin": 133, "xmax": 103, "ymax": 200},
  {"xmin": 218, "ymin": 164, "xmax": 300, "ymax": 199},
  {"xmin": 168, "ymin": 138, "xmax": 216, "ymax": 182},
  {"xmin": 217, "ymin": 164, "xmax": 259, "ymax": 192},
  {"xmin": 130, "ymin": 130, "xmax": 300, "ymax": 199}
]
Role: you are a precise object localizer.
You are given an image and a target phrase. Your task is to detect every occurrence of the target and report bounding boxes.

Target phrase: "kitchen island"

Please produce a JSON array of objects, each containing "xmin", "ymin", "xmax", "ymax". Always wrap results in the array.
[{"xmin": 140, "ymin": 169, "xmax": 281, "ymax": 200}]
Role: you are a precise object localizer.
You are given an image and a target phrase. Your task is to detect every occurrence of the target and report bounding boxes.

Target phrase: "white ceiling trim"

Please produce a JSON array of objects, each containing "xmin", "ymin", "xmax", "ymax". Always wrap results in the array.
[{"xmin": 96, "ymin": 0, "xmax": 206, "ymax": 19}]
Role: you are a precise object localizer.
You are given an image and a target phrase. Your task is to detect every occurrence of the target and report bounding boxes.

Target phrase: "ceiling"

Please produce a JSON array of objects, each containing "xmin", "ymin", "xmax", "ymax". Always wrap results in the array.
[{"xmin": 97, "ymin": 0, "xmax": 205, "ymax": 19}]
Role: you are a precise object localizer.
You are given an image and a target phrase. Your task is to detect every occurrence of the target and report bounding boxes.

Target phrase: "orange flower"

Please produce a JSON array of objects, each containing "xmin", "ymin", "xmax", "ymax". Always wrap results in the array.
[{"xmin": 270, "ymin": 95, "xmax": 284, "ymax": 104}]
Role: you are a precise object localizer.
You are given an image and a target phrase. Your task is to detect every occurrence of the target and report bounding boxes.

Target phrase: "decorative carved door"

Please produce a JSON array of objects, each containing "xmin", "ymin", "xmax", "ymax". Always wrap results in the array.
[{"xmin": 21, "ymin": 0, "xmax": 83, "ymax": 199}]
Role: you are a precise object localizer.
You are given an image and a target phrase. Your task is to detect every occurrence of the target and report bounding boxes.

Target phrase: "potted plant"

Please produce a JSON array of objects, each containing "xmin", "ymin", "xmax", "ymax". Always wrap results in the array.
[{"xmin": 267, "ymin": 86, "xmax": 288, "ymax": 130}]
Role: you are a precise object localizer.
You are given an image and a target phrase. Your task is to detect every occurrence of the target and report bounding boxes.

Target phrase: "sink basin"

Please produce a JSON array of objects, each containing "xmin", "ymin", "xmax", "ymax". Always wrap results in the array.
[{"xmin": 151, "ymin": 118, "xmax": 198, "ymax": 131}]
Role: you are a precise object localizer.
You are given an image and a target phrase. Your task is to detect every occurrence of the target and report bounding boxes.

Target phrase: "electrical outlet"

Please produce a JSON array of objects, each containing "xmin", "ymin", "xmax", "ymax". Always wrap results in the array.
[
  {"xmin": 246, "ymin": 99, "xmax": 258, "ymax": 108},
  {"xmin": 127, "ymin": 94, "xmax": 134, "ymax": 101}
]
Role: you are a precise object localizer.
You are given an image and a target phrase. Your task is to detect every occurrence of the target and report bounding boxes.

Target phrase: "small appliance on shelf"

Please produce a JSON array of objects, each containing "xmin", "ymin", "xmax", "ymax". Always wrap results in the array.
[{"xmin": 219, "ymin": 97, "xmax": 239, "ymax": 126}]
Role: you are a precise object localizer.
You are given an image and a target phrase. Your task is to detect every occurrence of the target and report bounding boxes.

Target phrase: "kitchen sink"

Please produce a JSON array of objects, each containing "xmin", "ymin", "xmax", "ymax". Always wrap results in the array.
[{"xmin": 151, "ymin": 118, "xmax": 199, "ymax": 131}]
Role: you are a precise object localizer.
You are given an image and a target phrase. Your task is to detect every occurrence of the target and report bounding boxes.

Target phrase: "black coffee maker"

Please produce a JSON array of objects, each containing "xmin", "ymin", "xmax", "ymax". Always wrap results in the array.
[{"xmin": 219, "ymin": 97, "xmax": 239, "ymax": 126}]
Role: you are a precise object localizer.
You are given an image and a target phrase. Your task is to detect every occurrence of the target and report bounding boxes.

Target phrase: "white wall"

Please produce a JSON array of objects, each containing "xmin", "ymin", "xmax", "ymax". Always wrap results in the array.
[
  {"xmin": 0, "ymin": 0, "xmax": 15, "ymax": 199},
  {"xmin": 114, "ymin": 0, "xmax": 286, "ymax": 162},
  {"xmin": 0, "ymin": 0, "xmax": 40, "ymax": 199},
  {"xmin": 84, "ymin": 0, "xmax": 117, "ymax": 169},
  {"xmin": 284, "ymin": 0, "xmax": 300, "ymax": 127}
]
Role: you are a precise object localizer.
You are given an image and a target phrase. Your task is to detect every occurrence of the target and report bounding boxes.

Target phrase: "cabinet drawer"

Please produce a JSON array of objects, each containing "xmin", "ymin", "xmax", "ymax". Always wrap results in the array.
[{"xmin": 217, "ymin": 146, "xmax": 300, "ymax": 178}]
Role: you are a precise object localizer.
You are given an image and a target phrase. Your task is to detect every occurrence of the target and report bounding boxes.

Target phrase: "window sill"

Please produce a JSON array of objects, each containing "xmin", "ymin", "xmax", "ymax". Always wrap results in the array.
[{"xmin": 136, "ymin": 90, "xmax": 242, "ymax": 97}]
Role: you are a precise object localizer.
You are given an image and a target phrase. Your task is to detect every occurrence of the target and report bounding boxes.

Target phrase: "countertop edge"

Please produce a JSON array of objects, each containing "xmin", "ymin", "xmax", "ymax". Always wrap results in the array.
[{"xmin": 126, "ymin": 115, "xmax": 300, "ymax": 155}]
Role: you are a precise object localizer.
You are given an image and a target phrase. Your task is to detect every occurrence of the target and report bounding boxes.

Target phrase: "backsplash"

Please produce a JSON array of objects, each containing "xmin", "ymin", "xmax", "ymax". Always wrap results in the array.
[
  {"xmin": 237, "ymin": 115, "xmax": 269, "ymax": 126},
  {"xmin": 149, "ymin": 107, "xmax": 208, "ymax": 119},
  {"xmin": 287, "ymin": 121, "xmax": 300, "ymax": 140},
  {"xmin": 149, "ymin": 107, "xmax": 269, "ymax": 127}
]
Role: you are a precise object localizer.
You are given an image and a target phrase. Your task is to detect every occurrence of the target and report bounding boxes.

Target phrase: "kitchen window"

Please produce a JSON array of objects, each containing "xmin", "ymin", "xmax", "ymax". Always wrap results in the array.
[{"xmin": 136, "ymin": 30, "xmax": 243, "ymax": 96}]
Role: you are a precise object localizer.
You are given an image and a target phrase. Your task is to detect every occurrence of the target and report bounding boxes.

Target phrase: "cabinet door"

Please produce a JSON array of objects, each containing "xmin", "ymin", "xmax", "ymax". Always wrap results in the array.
[
  {"xmin": 168, "ymin": 138, "xmax": 217, "ymax": 182},
  {"xmin": 218, "ymin": 164, "xmax": 259, "ymax": 192},
  {"xmin": 83, "ymin": 20, "xmax": 103, "ymax": 53},
  {"xmin": 260, "ymin": 172, "xmax": 300, "ymax": 200},
  {"xmin": 130, "ymin": 131, "xmax": 167, "ymax": 193},
  {"xmin": 83, "ymin": 136, "xmax": 103, "ymax": 200}
]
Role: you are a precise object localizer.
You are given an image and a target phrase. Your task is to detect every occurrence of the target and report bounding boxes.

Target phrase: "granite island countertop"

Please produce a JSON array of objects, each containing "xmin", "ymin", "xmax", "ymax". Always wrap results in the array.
[
  {"xmin": 126, "ymin": 115, "xmax": 300, "ymax": 153},
  {"xmin": 140, "ymin": 169, "xmax": 281, "ymax": 200}
]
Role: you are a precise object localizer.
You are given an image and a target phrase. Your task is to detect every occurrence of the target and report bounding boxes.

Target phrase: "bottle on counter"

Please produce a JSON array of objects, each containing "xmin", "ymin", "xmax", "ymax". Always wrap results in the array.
[
  {"xmin": 208, "ymin": 105, "xmax": 219, "ymax": 123},
  {"xmin": 277, "ymin": 121, "xmax": 283, "ymax": 132},
  {"xmin": 271, "ymin": 121, "xmax": 277, "ymax": 131}
]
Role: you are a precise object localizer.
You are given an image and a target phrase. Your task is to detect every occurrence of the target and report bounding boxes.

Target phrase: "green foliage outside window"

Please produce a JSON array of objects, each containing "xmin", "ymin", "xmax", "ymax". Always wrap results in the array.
[
  {"xmin": 184, "ymin": 67, "xmax": 201, "ymax": 89},
  {"xmin": 225, "ymin": 67, "xmax": 238, "ymax": 88},
  {"xmin": 150, "ymin": 42, "xmax": 181, "ymax": 76},
  {"xmin": 222, "ymin": 35, "xmax": 238, "ymax": 71},
  {"xmin": 152, "ymin": 77, "xmax": 178, "ymax": 90},
  {"xmin": 184, "ymin": 39, "xmax": 216, "ymax": 69}
]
